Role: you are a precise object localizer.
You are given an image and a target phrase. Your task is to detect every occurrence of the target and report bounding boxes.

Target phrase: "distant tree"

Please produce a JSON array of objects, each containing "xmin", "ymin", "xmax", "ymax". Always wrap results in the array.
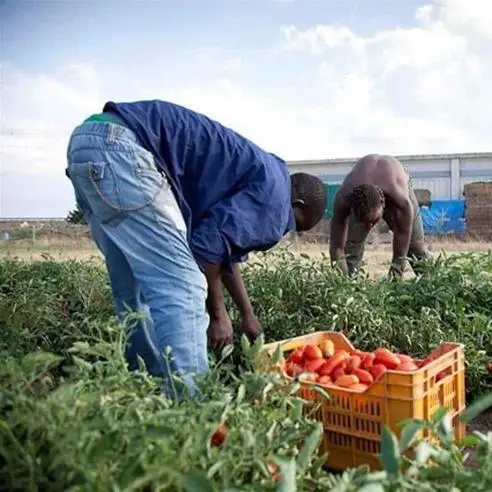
[{"xmin": 66, "ymin": 203, "xmax": 87, "ymax": 225}]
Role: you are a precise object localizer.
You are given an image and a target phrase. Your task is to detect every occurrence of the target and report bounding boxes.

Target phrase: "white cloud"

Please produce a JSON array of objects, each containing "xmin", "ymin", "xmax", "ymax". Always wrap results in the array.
[
  {"xmin": 1, "ymin": 63, "xmax": 101, "ymax": 174},
  {"xmin": 2, "ymin": 0, "xmax": 492, "ymax": 217},
  {"xmin": 276, "ymin": 0, "xmax": 492, "ymax": 154},
  {"xmin": 281, "ymin": 24, "xmax": 365, "ymax": 54},
  {"xmin": 436, "ymin": 0, "xmax": 492, "ymax": 40}
]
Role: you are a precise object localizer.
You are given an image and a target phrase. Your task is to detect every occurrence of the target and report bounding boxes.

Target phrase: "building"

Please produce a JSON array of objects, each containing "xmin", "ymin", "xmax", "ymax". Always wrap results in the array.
[
  {"xmin": 287, "ymin": 152, "xmax": 492, "ymax": 201},
  {"xmin": 287, "ymin": 152, "xmax": 492, "ymax": 235}
]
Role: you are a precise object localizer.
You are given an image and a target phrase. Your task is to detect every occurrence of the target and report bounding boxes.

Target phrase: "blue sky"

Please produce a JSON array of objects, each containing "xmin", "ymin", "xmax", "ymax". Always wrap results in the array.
[{"xmin": 1, "ymin": 0, "xmax": 491, "ymax": 217}]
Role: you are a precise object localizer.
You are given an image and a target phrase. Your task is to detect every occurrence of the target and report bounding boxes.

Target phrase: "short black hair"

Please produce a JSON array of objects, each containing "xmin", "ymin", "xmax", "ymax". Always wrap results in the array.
[
  {"xmin": 291, "ymin": 173, "xmax": 327, "ymax": 230},
  {"xmin": 348, "ymin": 184, "xmax": 385, "ymax": 221}
]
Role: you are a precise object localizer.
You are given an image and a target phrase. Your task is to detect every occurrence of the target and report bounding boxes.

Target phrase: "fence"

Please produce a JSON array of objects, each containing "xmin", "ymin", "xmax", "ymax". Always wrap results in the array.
[
  {"xmin": 2, "ymin": 184, "xmax": 492, "ymax": 249},
  {"xmin": 0, "ymin": 222, "xmax": 93, "ymax": 246}
]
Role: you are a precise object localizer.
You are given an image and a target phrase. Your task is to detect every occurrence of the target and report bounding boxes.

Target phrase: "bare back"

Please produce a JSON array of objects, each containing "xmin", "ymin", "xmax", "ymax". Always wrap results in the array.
[{"xmin": 340, "ymin": 154, "xmax": 409, "ymax": 207}]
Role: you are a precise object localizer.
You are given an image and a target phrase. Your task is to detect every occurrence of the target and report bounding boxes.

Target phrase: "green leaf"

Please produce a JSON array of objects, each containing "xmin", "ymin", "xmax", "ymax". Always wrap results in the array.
[
  {"xmin": 289, "ymin": 399, "xmax": 303, "ymax": 420},
  {"xmin": 271, "ymin": 343, "xmax": 283, "ymax": 365},
  {"xmin": 358, "ymin": 484, "xmax": 386, "ymax": 492},
  {"xmin": 182, "ymin": 470, "xmax": 216, "ymax": 492},
  {"xmin": 430, "ymin": 406, "xmax": 449, "ymax": 425},
  {"xmin": 458, "ymin": 434, "xmax": 481, "ymax": 447},
  {"xmin": 144, "ymin": 424, "xmax": 174, "ymax": 438},
  {"xmin": 275, "ymin": 457, "xmax": 297, "ymax": 492},
  {"xmin": 240, "ymin": 334, "xmax": 251, "ymax": 358},
  {"xmin": 414, "ymin": 441, "xmax": 439, "ymax": 465},
  {"xmin": 310, "ymin": 453, "xmax": 328, "ymax": 475},
  {"xmin": 250, "ymin": 333, "xmax": 265, "ymax": 361},
  {"xmin": 206, "ymin": 461, "xmax": 225, "ymax": 479},
  {"xmin": 296, "ymin": 423, "xmax": 323, "ymax": 474},
  {"xmin": 436, "ymin": 413, "xmax": 454, "ymax": 444},
  {"xmin": 236, "ymin": 384, "xmax": 245, "ymax": 405},
  {"xmin": 311, "ymin": 384, "xmax": 331, "ymax": 401},
  {"xmin": 460, "ymin": 392, "xmax": 492, "ymax": 423},
  {"xmin": 266, "ymin": 422, "xmax": 277, "ymax": 442},
  {"xmin": 220, "ymin": 344, "xmax": 234, "ymax": 360},
  {"xmin": 379, "ymin": 426, "xmax": 400, "ymax": 478},
  {"xmin": 399, "ymin": 420, "xmax": 425, "ymax": 452}
]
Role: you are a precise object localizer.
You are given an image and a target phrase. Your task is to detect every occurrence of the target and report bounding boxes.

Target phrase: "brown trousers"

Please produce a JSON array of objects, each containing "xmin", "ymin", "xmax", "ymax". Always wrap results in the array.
[{"xmin": 344, "ymin": 187, "xmax": 431, "ymax": 275}]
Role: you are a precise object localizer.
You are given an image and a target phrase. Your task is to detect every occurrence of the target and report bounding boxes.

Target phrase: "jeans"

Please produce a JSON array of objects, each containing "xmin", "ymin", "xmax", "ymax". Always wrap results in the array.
[
  {"xmin": 345, "ymin": 187, "xmax": 432, "ymax": 276},
  {"xmin": 65, "ymin": 121, "xmax": 209, "ymax": 397}
]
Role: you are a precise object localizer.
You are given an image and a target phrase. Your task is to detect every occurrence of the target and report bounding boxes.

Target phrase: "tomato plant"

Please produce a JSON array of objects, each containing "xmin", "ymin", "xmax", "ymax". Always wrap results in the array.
[{"xmin": 2, "ymin": 252, "xmax": 492, "ymax": 490}]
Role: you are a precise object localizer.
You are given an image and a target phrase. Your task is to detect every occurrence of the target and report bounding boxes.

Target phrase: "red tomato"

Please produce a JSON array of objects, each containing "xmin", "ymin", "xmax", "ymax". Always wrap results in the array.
[
  {"xmin": 285, "ymin": 362, "xmax": 302, "ymax": 377},
  {"xmin": 335, "ymin": 374, "xmax": 359, "ymax": 387},
  {"xmin": 267, "ymin": 460, "xmax": 281, "ymax": 481},
  {"xmin": 318, "ymin": 351, "xmax": 350, "ymax": 376},
  {"xmin": 317, "ymin": 375, "xmax": 332, "ymax": 385},
  {"xmin": 346, "ymin": 355, "xmax": 362, "ymax": 374},
  {"xmin": 397, "ymin": 361, "xmax": 419, "ymax": 372},
  {"xmin": 211, "ymin": 422, "xmax": 228, "ymax": 447},
  {"xmin": 419, "ymin": 354, "xmax": 436, "ymax": 368},
  {"xmin": 396, "ymin": 354, "xmax": 414, "ymax": 364},
  {"xmin": 436, "ymin": 371, "xmax": 447, "ymax": 382},
  {"xmin": 303, "ymin": 345, "xmax": 323, "ymax": 361},
  {"xmin": 331, "ymin": 363, "xmax": 347, "ymax": 381},
  {"xmin": 353, "ymin": 368, "xmax": 374, "ymax": 385},
  {"xmin": 305, "ymin": 358, "xmax": 326, "ymax": 374},
  {"xmin": 374, "ymin": 348, "xmax": 400, "ymax": 369},
  {"xmin": 362, "ymin": 353, "xmax": 376, "ymax": 370},
  {"xmin": 370, "ymin": 364, "xmax": 387, "ymax": 381},
  {"xmin": 288, "ymin": 348, "xmax": 304, "ymax": 365}
]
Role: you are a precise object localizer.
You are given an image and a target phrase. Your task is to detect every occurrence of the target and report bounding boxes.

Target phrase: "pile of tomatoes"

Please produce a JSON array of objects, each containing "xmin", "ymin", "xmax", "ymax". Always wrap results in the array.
[{"xmin": 281, "ymin": 339, "xmax": 442, "ymax": 393}]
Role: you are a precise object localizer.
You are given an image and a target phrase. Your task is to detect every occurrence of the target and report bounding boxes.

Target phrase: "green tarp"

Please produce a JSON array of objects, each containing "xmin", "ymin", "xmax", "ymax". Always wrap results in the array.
[{"xmin": 324, "ymin": 183, "xmax": 341, "ymax": 219}]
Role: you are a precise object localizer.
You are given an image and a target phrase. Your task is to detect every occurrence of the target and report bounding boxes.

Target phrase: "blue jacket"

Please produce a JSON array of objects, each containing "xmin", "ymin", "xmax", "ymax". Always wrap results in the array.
[{"xmin": 103, "ymin": 100, "xmax": 295, "ymax": 267}]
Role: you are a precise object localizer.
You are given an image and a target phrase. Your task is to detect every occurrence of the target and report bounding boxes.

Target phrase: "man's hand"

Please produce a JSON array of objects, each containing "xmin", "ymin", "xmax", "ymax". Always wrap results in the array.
[
  {"xmin": 208, "ymin": 308, "xmax": 233, "ymax": 354},
  {"xmin": 241, "ymin": 312, "xmax": 262, "ymax": 342},
  {"xmin": 388, "ymin": 261, "xmax": 405, "ymax": 278}
]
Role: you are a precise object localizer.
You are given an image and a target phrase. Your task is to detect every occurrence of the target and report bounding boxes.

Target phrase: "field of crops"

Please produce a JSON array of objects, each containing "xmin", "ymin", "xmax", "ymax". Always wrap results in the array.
[{"xmin": 2, "ymin": 250, "xmax": 492, "ymax": 491}]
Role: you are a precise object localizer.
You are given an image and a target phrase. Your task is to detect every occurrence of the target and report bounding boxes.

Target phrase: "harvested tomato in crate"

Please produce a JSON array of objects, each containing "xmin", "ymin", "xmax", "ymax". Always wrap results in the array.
[{"xmin": 257, "ymin": 331, "xmax": 466, "ymax": 471}]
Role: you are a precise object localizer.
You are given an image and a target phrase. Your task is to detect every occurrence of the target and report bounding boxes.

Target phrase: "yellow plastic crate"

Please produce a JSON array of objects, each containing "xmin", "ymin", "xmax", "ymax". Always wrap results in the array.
[{"xmin": 260, "ymin": 331, "xmax": 466, "ymax": 471}]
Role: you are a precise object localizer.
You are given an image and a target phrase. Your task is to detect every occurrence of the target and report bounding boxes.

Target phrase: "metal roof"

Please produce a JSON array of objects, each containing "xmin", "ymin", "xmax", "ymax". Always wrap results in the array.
[{"xmin": 287, "ymin": 152, "xmax": 492, "ymax": 166}]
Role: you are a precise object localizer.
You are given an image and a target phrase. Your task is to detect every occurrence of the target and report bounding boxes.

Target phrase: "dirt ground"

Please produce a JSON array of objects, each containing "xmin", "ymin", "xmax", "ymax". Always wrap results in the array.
[{"xmin": 1, "ymin": 236, "xmax": 490, "ymax": 276}]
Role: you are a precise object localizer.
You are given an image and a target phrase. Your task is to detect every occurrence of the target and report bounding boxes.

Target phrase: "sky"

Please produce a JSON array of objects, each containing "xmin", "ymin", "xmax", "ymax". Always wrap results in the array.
[{"xmin": 1, "ymin": 0, "xmax": 491, "ymax": 217}]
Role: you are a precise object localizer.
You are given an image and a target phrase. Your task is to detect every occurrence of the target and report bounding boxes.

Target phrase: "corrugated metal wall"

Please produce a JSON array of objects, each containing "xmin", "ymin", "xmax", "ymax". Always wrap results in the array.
[{"xmin": 288, "ymin": 153, "xmax": 492, "ymax": 201}]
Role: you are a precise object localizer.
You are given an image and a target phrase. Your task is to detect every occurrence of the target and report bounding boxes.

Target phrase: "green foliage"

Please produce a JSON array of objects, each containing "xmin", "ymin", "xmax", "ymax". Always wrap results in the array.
[
  {"xmin": 1, "ymin": 253, "xmax": 492, "ymax": 489},
  {"xmin": 66, "ymin": 203, "xmax": 87, "ymax": 225}
]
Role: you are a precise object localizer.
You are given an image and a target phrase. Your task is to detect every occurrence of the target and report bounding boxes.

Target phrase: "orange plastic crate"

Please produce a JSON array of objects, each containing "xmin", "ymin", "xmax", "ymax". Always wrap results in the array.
[{"xmin": 260, "ymin": 331, "xmax": 466, "ymax": 471}]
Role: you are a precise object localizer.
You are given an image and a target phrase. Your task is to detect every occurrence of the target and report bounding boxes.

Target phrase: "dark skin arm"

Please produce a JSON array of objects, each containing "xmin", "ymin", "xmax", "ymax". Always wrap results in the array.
[
  {"xmin": 201, "ymin": 261, "xmax": 262, "ymax": 353},
  {"xmin": 388, "ymin": 195, "xmax": 413, "ymax": 277},
  {"xmin": 201, "ymin": 262, "xmax": 233, "ymax": 353},
  {"xmin": 221, "ymin": 263, "xmax": 262, "ymax": 341},
  {"xmin": 329, "ymin": 194, "xmax": 350, "ymax": 272}
]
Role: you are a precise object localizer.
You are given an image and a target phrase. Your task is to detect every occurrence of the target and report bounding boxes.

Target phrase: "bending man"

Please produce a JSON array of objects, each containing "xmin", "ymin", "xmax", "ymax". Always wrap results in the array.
[
  {"xmin": 329, "ymin": 153, "xmax": 431, "ymax": 277},
  {"xmin": 65, "ymin": 99, "xmax": 326, "ymax": 396}
]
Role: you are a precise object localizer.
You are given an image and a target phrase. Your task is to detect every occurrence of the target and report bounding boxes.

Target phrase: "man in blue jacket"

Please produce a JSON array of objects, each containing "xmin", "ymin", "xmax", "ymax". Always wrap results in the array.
[{"xmin": 65, "ymin": 100, "xmax": 326, "ymax": 396}]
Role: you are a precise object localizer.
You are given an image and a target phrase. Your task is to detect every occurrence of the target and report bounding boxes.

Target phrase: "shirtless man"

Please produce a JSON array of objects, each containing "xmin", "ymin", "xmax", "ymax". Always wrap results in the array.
[{"xmin": 329, "ymin": 154, "xmax": 431, "ymax": 277}]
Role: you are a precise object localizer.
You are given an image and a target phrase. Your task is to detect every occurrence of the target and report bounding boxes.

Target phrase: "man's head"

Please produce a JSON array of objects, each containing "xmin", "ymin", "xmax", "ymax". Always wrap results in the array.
[
  {"xmin": 348, "ymin": 184, "xmax": 385, "ymax": 228},
  {"xmin": 290, "ymin": 173, "xmax": 327, "ymax": 231}
]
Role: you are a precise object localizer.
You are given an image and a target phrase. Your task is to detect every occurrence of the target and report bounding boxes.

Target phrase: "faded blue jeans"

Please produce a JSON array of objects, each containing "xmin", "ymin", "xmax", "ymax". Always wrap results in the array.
[{"xmin": 65, "ymin": 120, "xmax": 209, "ymax": 397}]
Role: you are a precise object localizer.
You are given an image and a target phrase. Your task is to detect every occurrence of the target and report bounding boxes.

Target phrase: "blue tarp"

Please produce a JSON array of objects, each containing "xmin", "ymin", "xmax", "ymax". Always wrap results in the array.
[{"xmin": 420, "ymin": 200, "xmax": 466, "ymax": 234}]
